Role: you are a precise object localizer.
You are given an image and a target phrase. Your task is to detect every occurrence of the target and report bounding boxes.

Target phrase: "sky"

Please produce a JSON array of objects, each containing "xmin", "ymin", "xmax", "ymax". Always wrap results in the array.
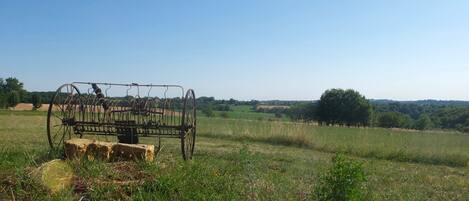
[{"xmin": 1, "ymin": 0, "xmax": 469, "ymax": 100}]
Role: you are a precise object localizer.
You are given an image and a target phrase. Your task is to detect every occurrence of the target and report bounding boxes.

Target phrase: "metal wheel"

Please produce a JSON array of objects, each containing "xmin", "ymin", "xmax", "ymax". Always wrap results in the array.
[
  {"xmin": 46, "ymin": 84, "xmax": 80, "ymax": 152},
  {"xmin": 180, "ymin": 89, "xmax": 196, "ymax": 160},
  {"xmin": 155, "ymin": 137, "xmax": 162, "ymax": 155}
]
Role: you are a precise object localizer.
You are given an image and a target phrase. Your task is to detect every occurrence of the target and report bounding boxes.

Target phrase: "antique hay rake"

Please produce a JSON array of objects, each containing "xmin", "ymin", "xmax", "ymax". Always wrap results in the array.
[{"xmin": 46, "ymin": 82, "xmax": 196, "ymax": 160}]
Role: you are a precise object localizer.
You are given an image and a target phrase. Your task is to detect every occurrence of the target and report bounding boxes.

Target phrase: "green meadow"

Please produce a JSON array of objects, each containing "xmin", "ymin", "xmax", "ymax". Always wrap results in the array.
[
  {"xmin": 198, "ymin": 105, "xmax": 284, "ymax": 120},
  {"xmin": 1, "ymin": 110, "xmax": 469, "ymax": 200}
]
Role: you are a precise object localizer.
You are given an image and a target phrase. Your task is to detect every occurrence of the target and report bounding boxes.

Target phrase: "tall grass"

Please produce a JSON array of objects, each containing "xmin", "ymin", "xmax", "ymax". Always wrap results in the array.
[
  {"xmin": 1, "ymin": 111, "xmax": 469, "ymax": 200},
  {"xmin": 199, "ymin": 118, "xmax": 469, "ymax": 167}
]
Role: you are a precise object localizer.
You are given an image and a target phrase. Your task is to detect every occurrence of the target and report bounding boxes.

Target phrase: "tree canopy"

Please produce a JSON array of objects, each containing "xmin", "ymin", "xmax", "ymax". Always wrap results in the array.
[
  {"xmin": 0, "ymin": 77, "xmax": 26, "ymax": 108},
  {"xmin": 317, "ymin": 89, "xmax": 372, "ymax": 126}
]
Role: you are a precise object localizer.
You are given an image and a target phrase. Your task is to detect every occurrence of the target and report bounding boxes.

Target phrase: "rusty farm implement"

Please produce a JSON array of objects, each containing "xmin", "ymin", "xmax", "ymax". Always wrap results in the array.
[{"xmin": 46, "ymin": 82, "xmax": 196, "ymax": 160}]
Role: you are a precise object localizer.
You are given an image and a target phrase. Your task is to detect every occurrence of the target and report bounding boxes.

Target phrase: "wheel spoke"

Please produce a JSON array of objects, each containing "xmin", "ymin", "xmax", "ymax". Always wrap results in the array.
[
  {"xmin": 56, "ymin": 103, "xmax": 66, "ymax": 114},
  {"xmin": 52, "ymin": 112, "xmax": 64, "ymax": 121},
  {"xmin": 47, "ymin": 84, "xmax": 80, "ymax": 151},
  {"xmin": 52, "ymin": 124, "xmax": 64, "ymax": 142},
  {"xmin": 68, "ymin": 129, "xmax": 71, "ymax": 139},
  {"xmin": 57, "ymin": 126, "xmax": 68, "ymax": 148}
]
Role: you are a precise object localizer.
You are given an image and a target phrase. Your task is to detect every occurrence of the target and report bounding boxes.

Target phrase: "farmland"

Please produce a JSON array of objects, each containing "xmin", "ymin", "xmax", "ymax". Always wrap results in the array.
[
  {"xmin": 1, "ymin": 110, "xmax": 469, "ymax": 200},
  {"xmin": 199, "ymin": 105, "xmax": 282, "ymax": 120}
]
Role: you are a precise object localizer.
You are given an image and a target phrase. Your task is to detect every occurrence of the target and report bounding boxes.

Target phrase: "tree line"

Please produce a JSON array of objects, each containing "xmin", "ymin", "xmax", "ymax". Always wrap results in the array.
[
  {"xmin": 281, "ymin": 89, "xmax": 372, "ymax": 127},
  {"xmin": 3, "ymin": 77, "xmax": 469, "ymax": 133},
  {"xmin": 0, "ymin": 77, "xmax": 27, "ymax": 108},
  {"xmin": 282, "ymin": 89, "xmax": 469, "ymax": 132},
  {"xmin": 0, "ymin": 77, "xmax": 54, "ymax": 109},
  {"xmin": 158, "ymin": 88, "xmax": 469, "ymax": 133}
]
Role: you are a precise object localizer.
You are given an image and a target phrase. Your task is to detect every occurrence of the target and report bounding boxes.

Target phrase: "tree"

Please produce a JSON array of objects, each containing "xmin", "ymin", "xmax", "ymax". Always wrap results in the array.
[
  {"xmin": 414, "ymin": 114, "xmax": 433, "ymax": 130},
  {"xmin": 0, "ymin": 78, "xmax": 4, "ymax": 94},
  {"xmin": 4, "ymin": 77, "xmax": 23, "ymax": 91},
  {"xmin": 377, "ymin": 112, "xmax": 411, "ymax": 128},
  {"xmin": 201, "ymin": 106, "xmax": 214, "ymax": 117},
  {"xmin": 286, "ymin": 102, "xmax": 316, "ymax": 121},
  {"xmin": 0, "ymin": 93, "xmax": 6, "ymax": 108},
  {"xmin": 228, "ymin": 98, "xmax": 236, "ymax": 105},
  {"xmin": 223, "ymin": 104, "xmax": 230, "ymax": 111},
  {"xmin": 4, "ymin": 77, "xmax": 26, "ymax": 100},
  {"xmin": 317, "ymin": 89, "xmax": 372, "ymax": 126},
  {"xmin": 7, "ymin": 91, "xmax": 20, "ymax": 108},
  {"xmin": 0, "ymin": 79, "xmax": 5, "ymax": 108},
  {"xmin": 274, "ymin": 111, "xmax": 283, "ymax": 118},
  {"xmin": 31, "ymin": 94, "xmax": 42, "ymax": 110},
  {"xmin": 0, "ymin": 77, "xmax": 26, "ymax": 108}
]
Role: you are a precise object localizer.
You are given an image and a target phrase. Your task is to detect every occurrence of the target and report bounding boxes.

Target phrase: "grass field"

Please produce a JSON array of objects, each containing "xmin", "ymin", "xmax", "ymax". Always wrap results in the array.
[
  {"xmin": 198, "ymin": 105, "xmax": 287, "ymax": 121},
  {"xmin": 1, "ymin": 110, "xmax": 469, "ymax": 200}
]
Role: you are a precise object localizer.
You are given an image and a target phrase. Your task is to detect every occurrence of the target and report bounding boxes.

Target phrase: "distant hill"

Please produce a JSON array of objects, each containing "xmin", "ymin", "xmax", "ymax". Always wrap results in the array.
[
  {"xmin": 258, "ymin": 99, "xmax": 469, "ymax": 107},
  {"xmin": 370, "ymin": 99, "xmax": 469, "ymax": 106}
]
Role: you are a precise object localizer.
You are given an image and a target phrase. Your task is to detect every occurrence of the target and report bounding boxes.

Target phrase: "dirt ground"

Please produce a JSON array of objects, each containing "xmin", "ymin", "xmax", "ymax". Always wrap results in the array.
[
  {"xmin": 256, "ymin": 105, "xmax": 290, "ymax": 110},
  {"xmin": 12, "ymin": 103, "xmax": 50, "ymax": 111}
]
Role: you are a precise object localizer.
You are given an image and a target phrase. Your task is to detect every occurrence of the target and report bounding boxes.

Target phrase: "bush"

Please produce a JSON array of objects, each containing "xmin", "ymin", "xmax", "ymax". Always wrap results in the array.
[
  {"xmin": 315, "ymin": 154, "xmax": 367, "ymax": 201},
  {"xmin": 377, "ymin": 112, "xmax": 411, "ymax": 128},
  {"xmin": 414, "ymin": 114, "xmax": 433, "ymax": 130},
  {"xmin": 213, "ymin": 104, "xmax": 230, "ymax": 111},
  {"xmin": 317, "ymin": 89, "xmax": 372, "ymax": 126},
  {"xmin": 220, "ymin": 112, "xmax": 229, "ymax": 118},
  {"xmin": 31, "ymin": 94, "xmax": 42, "ymax": 110},
  {"xmin": 287, "ymin": 102, "xmax": 316, "ymax": 121},
  {"xmin": 7, "ymin": 91, "xmax": 20, "ymax": 108},
  {"xmin": 0, "ymin": 93, "xmax": 6, "ymax": 108},
  {"xmin": 274, "ymin": 112, "xmax": 283, "ymax": 118},
  {"xmin": 201, "ymin": 106, "xmax": 214, "ymax": 117}
]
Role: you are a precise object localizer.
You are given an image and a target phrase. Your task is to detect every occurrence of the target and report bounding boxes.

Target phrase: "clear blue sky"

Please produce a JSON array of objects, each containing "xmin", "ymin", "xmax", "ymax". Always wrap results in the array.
[{"xmin": 1, "ymin": 0, "xmax": 468, "ymax": 100}]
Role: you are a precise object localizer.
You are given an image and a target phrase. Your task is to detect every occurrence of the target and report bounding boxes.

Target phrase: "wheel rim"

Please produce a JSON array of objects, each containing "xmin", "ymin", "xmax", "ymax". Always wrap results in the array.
[
  {"xmin": 47, "ymin": 84, "xmax": 80, "ymax": 152},
  {"xmin": 181, "ymin": 89, "xmax": 196, "ymax": 160}
]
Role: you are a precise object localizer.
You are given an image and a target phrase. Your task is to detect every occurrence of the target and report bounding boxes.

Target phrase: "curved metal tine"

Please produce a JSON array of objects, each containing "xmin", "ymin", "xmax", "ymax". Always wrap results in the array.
[
  {"xmin": 105, "ymin": 84, "xmax": 112, "ymax": 97},
  {"xmin": 136, "ymin": 84, "xmax": 140, "ymax": 98},
  {"xmin": 126, "ymin": 85, "xmax": 132, "ymax": 97},
  {"xmin": 147, "ymin": 85, "xmax": 153, "ymax": 98},
  {"xmin": 67, "ymin": 84, "xmax": 71, "ymax": 95},
  {"xmin": 164, "ymin": 86, "xmax": 169, "ymax": 99},
  {"xmin": 69, "ymin": 84, "xmax": 76, "ymax": 96},
  {"xmin": 162, "ymin": 86, "xmax": 169, "ymax": 118}
]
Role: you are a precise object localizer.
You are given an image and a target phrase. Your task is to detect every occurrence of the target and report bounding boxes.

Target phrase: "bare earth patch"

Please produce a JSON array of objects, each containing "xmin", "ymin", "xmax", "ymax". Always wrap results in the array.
[{"xmin": 12, "ymin": 103, "xmax": 50, "ymax": 111}]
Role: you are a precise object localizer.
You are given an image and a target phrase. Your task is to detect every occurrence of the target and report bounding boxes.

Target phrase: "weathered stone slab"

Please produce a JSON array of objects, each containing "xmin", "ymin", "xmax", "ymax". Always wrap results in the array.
[
  {"xmin": 86, "ymin": 141, "xmax": 114, "ymax": 161},
  {"xmin": 31, "ymin": 159, "xmax": 74, "ymax": 193},
  {"xmin": 111, "ymin": 143, "xmax": 155, "ymax": 162},
  {"xmin": 64, "ymin": 139, "xmax": 155, "ymax": 162},
  {"xmin": 64, "ymin": 138, "xmax": 93, "ymax": 159}
]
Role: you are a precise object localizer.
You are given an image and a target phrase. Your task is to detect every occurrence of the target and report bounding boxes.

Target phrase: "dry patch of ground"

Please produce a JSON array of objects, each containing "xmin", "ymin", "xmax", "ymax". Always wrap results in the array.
[{"xmin": 12, "ymin": 103, "xmax": 50, "ymax": 111}]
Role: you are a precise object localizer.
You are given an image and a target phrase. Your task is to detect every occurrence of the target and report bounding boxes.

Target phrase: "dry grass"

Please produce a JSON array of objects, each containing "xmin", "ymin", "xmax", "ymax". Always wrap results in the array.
[
  {"xmin": 11, "ymin": 103, "xmax": 50, "ymax": 111},
  {"xmin": 199, "ymin": 118, "xmax": 469, "ymax": 167}
]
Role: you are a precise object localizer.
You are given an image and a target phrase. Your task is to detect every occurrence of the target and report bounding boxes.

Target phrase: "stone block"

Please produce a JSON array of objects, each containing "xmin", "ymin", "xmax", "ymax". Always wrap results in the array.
[{"xmin": 64, "ymin": 139, "xmax": 155, "ymax": 162}]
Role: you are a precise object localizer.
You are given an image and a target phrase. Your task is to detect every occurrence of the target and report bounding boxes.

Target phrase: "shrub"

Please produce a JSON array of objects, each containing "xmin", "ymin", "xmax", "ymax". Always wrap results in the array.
[
  {"xmin": 31, "ymin": 94, "xmax": 42, "ymax": 110},
  {"xmin": 7, "ymin": 91, "xmax": 20, "ymax": 108},
  {"xmin": 274, "ymin": 112, "xmax": 283, "ymax": 118},
  {"xmin": 201, "ymin": 106, "xmax": 214, "ymax": 117},
  {"xmin": 0, "ymin": 93, "xmax": 6, "ymax": 108},
  {"xmin": 220, "ymin": 112, "xmax": 229, "ymax": 118},
  {"xmin": 315, "ymin": 154, "xmax": 367, "ymax": 201},
  {"xmin": 414, "ymin": 114, "xmax": 433, "ymax": 130},
  {"xmin": 377, "ymin": 112, "xmax": 410, "ymax": 128}
]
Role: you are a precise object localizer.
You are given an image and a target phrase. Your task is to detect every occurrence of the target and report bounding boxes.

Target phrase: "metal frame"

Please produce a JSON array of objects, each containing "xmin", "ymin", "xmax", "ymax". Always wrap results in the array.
[{"xmin": 46, "ymin": 82, "xmax": 196, "ymax": 160}]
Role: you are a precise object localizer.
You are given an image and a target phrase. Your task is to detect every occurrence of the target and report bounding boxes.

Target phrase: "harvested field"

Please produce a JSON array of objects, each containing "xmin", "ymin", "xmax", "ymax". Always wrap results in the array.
[{"xmin": 12, "ymin": 103, "xmax": 50, "ymax": 111}]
